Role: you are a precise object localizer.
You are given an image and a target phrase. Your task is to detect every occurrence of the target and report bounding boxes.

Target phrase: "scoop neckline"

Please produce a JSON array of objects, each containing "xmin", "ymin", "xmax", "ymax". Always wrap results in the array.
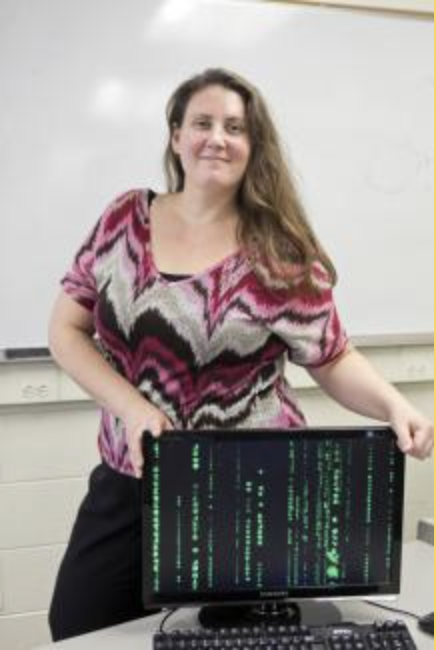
[{"xmin": 140, "ymin": 188, "xmax": 243, "ymax": 285}]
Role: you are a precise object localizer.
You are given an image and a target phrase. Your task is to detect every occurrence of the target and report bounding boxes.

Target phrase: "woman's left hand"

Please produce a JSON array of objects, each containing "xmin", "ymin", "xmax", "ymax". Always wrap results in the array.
[
  {"xmin": 308, "ymin": 346, "xmax": 433, "ymax": 459},
  {"xmin": 389, "ymin": 404, "xmax": 434, "ymax": 459}
]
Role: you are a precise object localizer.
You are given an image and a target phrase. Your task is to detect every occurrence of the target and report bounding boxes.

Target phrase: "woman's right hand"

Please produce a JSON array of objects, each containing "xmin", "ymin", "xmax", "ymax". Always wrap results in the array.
[{"xmin": 124, "ymin": 399, "xmax": 173, "ymax": 478}]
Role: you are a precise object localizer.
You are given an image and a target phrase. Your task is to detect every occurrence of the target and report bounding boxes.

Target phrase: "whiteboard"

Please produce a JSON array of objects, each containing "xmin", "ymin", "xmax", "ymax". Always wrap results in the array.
[{"xmin": 0, "ymin": 0, "xmax": 433, "ymax": 351}]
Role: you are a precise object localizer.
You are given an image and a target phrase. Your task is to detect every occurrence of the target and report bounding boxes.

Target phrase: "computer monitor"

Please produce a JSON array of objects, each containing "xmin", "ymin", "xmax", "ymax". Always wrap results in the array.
[{"xmin": 142, "ymin": 426, "xmax": 405, "ymax": 627}]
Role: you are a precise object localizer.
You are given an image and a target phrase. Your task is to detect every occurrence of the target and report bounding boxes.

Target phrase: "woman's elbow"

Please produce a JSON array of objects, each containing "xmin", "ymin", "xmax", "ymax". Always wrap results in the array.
[
  {"xmin": 47, "ymin": 292, "xmax": 94, "ymax": 363},
  {"xmin": 48, "ymin": 316, "xmax": 65, "ymax": 362}
]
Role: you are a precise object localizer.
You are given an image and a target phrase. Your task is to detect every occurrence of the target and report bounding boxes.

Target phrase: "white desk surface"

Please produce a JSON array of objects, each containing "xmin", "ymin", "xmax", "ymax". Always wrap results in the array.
[{"xmin": 35, "ymin": 541, "xmax": 434, "ymax": 649}]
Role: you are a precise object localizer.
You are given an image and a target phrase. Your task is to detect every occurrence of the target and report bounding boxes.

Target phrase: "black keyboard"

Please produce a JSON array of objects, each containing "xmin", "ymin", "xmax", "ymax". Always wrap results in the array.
[{"xmin": 154, "ymin": 620, "xmax": 416, "ymax": 649}]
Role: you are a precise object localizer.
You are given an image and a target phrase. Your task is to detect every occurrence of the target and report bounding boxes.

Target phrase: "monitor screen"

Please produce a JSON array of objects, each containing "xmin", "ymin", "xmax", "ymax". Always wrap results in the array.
[{"xmin": 142, "ymin": 427, "xmax": 404, "ymax": 610}]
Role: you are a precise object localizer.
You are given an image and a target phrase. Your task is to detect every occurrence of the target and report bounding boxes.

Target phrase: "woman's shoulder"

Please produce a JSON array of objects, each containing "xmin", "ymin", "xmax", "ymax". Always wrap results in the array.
[
  {"xmin": 105, "ymin": 187, "xmax": 151, "ymax": 214},
  {"xmin": 97, "ymin": 187, "xmax": 154, "ymax": 227},
  {"xmin": 246, "ymin": 259, "xmax": 335, "ymax": 314},
  {"xmin": 280, "ymin": 259, "xmax": 333, "ymax": 289},
  {"xmin": 81, "ymin": 188, "xmax": 153, "ymax": 255},
  {"xmin": 307, "ymin": 259, "xmax": 335, "ymax": 291},
  {"xmin": 253, "ymin": 258, "xmax": 333, "ymax": 293}
]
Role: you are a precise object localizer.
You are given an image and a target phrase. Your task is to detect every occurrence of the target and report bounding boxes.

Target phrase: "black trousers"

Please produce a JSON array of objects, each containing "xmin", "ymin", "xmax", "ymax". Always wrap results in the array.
[{"xmin": 49, "ymin": 462, "xmax": 157, "ymax": 641}]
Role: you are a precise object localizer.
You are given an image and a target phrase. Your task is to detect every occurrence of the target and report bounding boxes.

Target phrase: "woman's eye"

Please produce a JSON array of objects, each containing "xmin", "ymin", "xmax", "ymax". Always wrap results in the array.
[
  {"xmin": 194, "ymin": 119, "xmax": 210, "ymax": 129},
  {"xmin": 227, "ymin": 123, "xmax": 245, "ymax": 134},
  {"xmin": 192, "ymin": 119, "xmax": 246, "ymax": 134}
]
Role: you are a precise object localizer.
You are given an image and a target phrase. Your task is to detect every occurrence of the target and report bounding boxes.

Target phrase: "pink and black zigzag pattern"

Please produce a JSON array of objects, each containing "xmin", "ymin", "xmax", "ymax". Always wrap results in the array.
[{"xmin": 62, "ymin": 189, "xmax": 348, "ymax": 475}]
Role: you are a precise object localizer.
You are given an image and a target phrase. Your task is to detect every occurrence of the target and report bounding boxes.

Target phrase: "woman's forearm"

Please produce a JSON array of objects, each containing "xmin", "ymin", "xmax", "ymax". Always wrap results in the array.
[
  {"xmin": 48, "ymin": 291, "xmax": 173, "ymax": 477},
  {"xmin": 49, "ymin": 324, "xmax": 145, "ymax": 422},
  {"xmin": 308, "ymin": 346, "xmax": 410, "ymax": 422}
]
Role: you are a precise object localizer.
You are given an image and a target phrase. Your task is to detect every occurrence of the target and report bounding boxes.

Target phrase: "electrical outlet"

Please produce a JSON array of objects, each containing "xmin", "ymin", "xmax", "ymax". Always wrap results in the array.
[
  {"xmin": 21, "ymin": 382, "xmax": 52, "ymax": 402},
  {"xmin": 0, "ymin": 365, "xmax": 58, "ymax": 405},
  {"xmin": 406, "ymin": 362, "xmax": 432, "ymax": 382}
]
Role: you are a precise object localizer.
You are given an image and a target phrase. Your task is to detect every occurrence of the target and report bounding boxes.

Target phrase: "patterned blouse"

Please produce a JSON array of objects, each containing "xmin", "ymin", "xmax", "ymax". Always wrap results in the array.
[{"xmin": 61, "ymin": 188, "xmax": 348, "ymax": 476}]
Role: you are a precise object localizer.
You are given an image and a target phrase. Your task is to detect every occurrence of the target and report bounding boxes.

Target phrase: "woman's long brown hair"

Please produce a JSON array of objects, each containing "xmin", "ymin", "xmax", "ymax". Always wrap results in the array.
[{"xmin": 163, "ymin": 68, "xmax": 337, "ymax": 293}]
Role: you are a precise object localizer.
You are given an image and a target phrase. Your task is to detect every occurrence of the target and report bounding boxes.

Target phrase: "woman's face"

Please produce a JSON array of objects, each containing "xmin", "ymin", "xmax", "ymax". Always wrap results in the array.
[{"xmin": 171, "ymin": 84, "xmax": 251, "ymax": 193}]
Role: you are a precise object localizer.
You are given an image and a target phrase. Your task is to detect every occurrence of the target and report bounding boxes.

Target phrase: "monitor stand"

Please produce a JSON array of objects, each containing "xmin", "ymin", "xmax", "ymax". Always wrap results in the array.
[{"xmin": 198, "ymin": 601, "xmax": 301, "ymax": 629}]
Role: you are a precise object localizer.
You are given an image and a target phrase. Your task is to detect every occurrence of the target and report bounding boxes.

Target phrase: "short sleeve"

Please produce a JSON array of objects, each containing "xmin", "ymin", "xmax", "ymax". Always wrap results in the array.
[
  {"xmin": 60, "ymin": 189, "xmax": 138, "ymax": 311},
  {"xmin": 266, "ymin": 263, "xmax": 349, "ymax": 368}
]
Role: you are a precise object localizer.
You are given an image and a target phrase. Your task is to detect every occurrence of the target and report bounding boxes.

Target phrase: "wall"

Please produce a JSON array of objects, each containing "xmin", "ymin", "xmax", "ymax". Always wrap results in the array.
[{"xmin": 0, "ymin": 342, "xmax": 433, "ymax": 649}]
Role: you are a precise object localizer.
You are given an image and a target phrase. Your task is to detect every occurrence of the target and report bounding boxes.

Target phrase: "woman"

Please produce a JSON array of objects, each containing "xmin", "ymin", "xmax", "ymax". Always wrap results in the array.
[{"xmin": 48, "ymin": 68, "xmax": 433, "ymax": 640}]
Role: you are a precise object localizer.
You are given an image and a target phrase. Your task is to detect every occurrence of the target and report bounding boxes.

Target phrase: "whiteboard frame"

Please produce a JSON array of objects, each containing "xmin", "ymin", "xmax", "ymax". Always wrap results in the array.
[{"xmin": 268, "ymin": 0, "xmax": 434, "ymax": 16}]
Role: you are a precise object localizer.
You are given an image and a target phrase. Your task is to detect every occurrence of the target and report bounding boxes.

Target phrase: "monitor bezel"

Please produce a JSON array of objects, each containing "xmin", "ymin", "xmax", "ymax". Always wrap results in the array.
[{"xmin": 142, "ymin": 426, "xmax": 405, "ymax": 608}]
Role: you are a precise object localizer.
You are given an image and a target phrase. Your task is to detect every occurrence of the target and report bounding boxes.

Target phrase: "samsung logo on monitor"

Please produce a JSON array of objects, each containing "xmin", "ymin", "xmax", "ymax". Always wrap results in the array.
[{"xmin": 260, "ymin": 591, "xmax": 288, "ymax": 599}]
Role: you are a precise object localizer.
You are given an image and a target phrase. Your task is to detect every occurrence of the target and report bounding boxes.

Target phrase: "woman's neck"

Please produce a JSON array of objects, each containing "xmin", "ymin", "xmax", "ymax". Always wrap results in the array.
[{"xmin": 174, "ymin": 184, "xmax": 239, "ymax": 227}]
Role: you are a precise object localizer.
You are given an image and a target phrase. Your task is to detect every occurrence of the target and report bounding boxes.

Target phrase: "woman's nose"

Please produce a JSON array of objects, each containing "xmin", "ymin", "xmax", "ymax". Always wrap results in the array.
[{"xmin": 206, "ymin": 124, "xmax": 226, "ymax": 147}]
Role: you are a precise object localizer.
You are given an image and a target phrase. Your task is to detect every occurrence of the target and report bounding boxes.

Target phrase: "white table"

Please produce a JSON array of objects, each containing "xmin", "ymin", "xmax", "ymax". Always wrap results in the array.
[{"xmin": 34, "ymin": 541, "xmax": 434, "ymax": 649}]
